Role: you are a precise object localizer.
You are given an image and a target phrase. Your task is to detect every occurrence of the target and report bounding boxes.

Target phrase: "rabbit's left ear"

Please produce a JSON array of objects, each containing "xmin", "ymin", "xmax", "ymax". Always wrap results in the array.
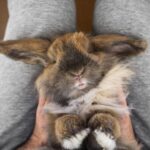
[
  {"xmin": 0, "ymin": 38, "xmax": 51, "ymax": 67},
  {"xmin": 90, "ymin": 34, "xmax": 147, "ymax": 56}
]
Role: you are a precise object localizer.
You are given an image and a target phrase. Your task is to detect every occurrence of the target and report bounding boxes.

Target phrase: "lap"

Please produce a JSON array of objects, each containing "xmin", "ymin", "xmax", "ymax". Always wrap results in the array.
[
  {"xmin": 93, "ymin": 0, "xmax": 150, "ymax": 149},
  {"xmin": 5, "ymin": 0, "xmax": 76, "ymax": 40},
  {"xmin": 0, "ymin": 0, "xmax": 76, "ymax": 149}
]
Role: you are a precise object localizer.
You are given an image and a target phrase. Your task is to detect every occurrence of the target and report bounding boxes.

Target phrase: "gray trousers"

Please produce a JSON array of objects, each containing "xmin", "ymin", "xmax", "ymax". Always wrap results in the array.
[{"xmin": 0, "ymin": 0, "xmax": 149, "ymax": 149}]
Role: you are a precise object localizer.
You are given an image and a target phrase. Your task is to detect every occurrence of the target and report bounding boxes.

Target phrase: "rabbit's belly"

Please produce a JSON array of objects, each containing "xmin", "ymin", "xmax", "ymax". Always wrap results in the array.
[
  {"xmin": 44, "ymin": 87, "xmax": 98, "ymax": 115},
  {"xmin": 44, "ymin": 100, "xmax": 85, "ymax": 114},
  {"xmin": 44, "ymin": 85, "xmax": 129, "ymax": 117}
]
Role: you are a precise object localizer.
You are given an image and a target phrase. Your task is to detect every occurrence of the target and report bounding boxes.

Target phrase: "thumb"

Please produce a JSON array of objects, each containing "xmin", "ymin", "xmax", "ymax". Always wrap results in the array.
[{"xmin": 117, "ymin": 87, "xmax": 135, "ymax": 140}]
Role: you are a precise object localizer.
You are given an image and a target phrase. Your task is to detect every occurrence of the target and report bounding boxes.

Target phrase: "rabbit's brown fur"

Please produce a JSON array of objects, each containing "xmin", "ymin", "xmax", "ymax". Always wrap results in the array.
[{"xmin": 0, "ymin": 32, "xmax": 147, "ymax": 150}]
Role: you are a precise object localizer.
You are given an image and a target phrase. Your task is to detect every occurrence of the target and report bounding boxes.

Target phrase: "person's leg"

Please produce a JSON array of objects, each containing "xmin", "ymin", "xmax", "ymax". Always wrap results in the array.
[
  {"xmin": 4, "ymin": 0, "xmax": 76, "ymax": 40},
  {"xmin": 0, "ymin": 0, "xmax": 76, "ymax": 149},
  {"xmin": 93, "ymin": 0, "xmax": 150, "ymax": 149}
]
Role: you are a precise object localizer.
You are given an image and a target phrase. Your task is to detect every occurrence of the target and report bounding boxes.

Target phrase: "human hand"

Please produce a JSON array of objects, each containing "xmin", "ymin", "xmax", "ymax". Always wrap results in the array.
[
  {"xmin": 18, "ymin": 98, "xmax": 49, "ymax": 150},
  {"xmin": 118, "ymin": 88, "xmax": 141, "ymax": 149},
  {"xmin": 18, "ymin": 89, "xmax": 139, "ymax": 150}
]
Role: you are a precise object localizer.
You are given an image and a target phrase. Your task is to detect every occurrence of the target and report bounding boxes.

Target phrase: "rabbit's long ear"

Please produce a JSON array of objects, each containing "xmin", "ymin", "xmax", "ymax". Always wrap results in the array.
[
  {"xmin": 91, "ymin": 34, "xmax": 147, "ymax": 57},
  {"xmin": 0, "ymin": 38, "xmax": 51, "ymax": 67}
]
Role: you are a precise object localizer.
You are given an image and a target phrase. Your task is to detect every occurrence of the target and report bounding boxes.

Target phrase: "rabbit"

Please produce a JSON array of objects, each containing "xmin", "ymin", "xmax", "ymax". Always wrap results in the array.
[{"xmin": 0, "ymin": 32, "xmax": 147, "ymax": 150}]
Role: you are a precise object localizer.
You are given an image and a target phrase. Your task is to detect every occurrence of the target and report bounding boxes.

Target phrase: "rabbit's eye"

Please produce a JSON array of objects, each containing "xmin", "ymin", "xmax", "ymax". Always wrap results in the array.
[
  {"xmin": 68, "ymin": 72, "xmax": 75, "ymax": 77},
  {"xmin": 68, "ymin": 67, "xmax": 85, "ymax": 77}
]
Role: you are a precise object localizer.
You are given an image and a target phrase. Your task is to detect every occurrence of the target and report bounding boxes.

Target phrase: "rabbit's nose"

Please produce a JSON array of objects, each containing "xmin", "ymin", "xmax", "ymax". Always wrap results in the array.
[{"xmin": 74, "ymin": 74, "xmax": 82, "ymax": 80}]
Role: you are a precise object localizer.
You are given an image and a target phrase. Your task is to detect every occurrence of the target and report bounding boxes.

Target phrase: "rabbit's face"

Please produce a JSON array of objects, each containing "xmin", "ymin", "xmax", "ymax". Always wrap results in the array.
[
  {"xmin": 35, "ymin": 33, "xmax": 106, "ymax": 105},
  {"xmin": 44, "ymin": 37, "xmax": 104, "ymax": 102},
  {"xmin": 0, "ymin": 32, "xmax": 147, "ymax": 106}
]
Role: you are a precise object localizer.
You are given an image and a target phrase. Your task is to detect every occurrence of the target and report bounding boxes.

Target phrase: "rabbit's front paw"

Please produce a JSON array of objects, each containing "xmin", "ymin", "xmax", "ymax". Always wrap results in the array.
[
  {"xmin": 86, "ymin": 113, "xmax": 120, "ymax": 150},
  {"xmin": 55, "ymin": 114, "xmax": 90, "ymax": 150}
]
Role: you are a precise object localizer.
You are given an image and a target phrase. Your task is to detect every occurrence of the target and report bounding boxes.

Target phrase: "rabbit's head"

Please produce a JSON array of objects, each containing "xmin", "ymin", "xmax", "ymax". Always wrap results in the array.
[{"xmin": 0, "ymin": 32, "xmax": 147, "ymax": 106}]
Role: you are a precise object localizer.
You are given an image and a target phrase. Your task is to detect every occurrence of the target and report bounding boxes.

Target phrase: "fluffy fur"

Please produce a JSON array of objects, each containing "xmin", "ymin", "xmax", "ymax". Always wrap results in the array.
[
  {"xmin": 61, "ymin": 128, "xmax": 90, "ymax": 149},
  {"xmin": 0, "ymin": 32, "xmax": 147, "ymax": 150},
  {"xmin": 94, "ymin": 128, "xmax": 116, "ymax": 150}
]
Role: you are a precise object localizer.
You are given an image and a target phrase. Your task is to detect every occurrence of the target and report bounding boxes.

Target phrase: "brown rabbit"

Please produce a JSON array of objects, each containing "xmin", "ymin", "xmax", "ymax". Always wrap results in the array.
[{"xmin": 0, "ymin": 32, "xmax": 147, "ymax": 150}]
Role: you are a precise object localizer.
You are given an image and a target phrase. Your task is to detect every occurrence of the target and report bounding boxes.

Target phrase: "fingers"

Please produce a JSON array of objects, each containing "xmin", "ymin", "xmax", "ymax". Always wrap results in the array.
[
  {"xmin": 117, "ymin": 87, "xmax": 128, "ymax": 106},
  {"xmin": 117, "ymin": 87, "xmax": 136, "ymax": 140},
  {"xmin": 38, "ymin": 97, "xmax": 51, "ymax": 107},
  {"xmin": 38, "ymin": 98, "xmax": 46, "ymax": 107},
  {"xmin": 37, "ymin": 98, "xmax": 50, "ymax": 114}
]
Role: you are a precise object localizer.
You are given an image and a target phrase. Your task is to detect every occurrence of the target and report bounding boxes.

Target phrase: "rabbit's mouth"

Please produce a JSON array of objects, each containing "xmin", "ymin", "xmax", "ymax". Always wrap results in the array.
[
  {"xmin": 74, "ymin": 78, "xmax": 88, "ymax": 90},
  {"xmin": 77, "ymin": 83, "xmax": 87, "ymax": 90}
]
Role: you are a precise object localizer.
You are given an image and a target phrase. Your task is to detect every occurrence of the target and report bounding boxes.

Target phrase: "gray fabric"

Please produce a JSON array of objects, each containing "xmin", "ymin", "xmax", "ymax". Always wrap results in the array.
[
  {"xmin": 4, "ymin": 0, "xmax": 76, "ymax": 40},
  {"xmin": 94, "ymin": 0, "xmax": 150, "ymax": 149},
  {"xmin": 0, "ymin": 0, "xmax": 76, "ymax": 150}
]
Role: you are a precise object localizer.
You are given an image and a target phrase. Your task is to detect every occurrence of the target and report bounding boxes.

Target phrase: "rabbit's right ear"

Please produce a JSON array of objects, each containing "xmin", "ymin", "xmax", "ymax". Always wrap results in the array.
[
  {"xmin": 90, "ymin": 34, "xmax": 147, "ymax": 57},
  {"xmin": 0, "ymin": 38, "xmax": 51, "ymax": 67}
]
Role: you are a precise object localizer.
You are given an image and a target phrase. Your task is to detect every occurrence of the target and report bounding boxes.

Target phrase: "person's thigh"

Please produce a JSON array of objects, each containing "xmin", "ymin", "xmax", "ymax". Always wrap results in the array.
[
  {"xmin": 93, "ymin": 0, "xmax": 150, "ymax": 149},
  {"xmin": 0, "ymin": 0, "xmax": 76, "ymax": 150},
  {"xmin": 4, "ymin": 0, "xmax": 76, "ymax": 40}
]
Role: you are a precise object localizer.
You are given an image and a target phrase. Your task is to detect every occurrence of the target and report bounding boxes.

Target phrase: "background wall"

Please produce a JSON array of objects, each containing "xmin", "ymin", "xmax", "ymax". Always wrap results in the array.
[
  {"xmin": 76, "ymin": 0, "xmax": 95, "ymax": 32},
  {"xmin": 0, "ymin": 0, "xmax": 8, "ymax": 39},
  {"xmin": 0, "ymin": 0, "xmax": 95, "ymax": 39}
]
